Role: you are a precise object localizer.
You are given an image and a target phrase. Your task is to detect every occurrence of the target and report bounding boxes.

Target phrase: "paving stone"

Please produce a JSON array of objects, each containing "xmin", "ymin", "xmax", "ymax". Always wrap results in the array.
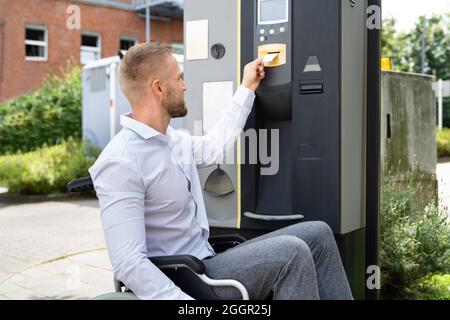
[
  {"xmin": 0, "ymin": 198, "xmax": 114, "ymax": 300},
  {"xmin": 0, "ymin": 282, "xmax": 26, "ymax": 295},
  {"xmin": 1, "ymin": 287, "xmax": 35, "ymax": 300},
  {"xmin": 67, "ymin": 250, "xmax": 112, "ymax": 271},
  {"xmin": 0, "ymin": 199, "xmax": 104, "ymax": 277}
]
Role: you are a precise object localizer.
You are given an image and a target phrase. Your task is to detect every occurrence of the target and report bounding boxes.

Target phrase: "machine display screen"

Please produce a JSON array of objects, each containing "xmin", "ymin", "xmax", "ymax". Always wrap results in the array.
[{"xmin": 258, "ymin": 0, "xmax": 288, "ymax": 25}]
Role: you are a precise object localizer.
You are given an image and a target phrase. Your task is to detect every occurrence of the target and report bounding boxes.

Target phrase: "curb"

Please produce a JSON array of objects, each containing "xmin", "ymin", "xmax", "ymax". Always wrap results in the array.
[
  {"xmin": 438, "ymin": 157, "xmax": 450, "ymax": 164},
  {"xmin": 0, "ymin": 192, "xmax": 96, "ymax": 204}
]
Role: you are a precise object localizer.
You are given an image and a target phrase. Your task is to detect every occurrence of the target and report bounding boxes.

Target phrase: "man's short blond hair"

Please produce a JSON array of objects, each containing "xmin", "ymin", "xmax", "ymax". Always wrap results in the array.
[{"xmin": 119, "ymin": 42, "xmax": 173, "ymax": 105}]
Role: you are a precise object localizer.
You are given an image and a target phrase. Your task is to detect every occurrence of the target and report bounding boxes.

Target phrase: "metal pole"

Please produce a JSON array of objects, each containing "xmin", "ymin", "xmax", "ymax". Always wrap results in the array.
[
  {"xmin": 438, "ymin": 79, "xmax": 444, "ymax": 131},
  {"xmin": 366, "ymin": 0, "xmax": 381, "ymax": 300},
  {"xmin": 146, "ymin": 0, "xmax": 150, "ymax": 43},
  {"xmin": 0, "ymin": 18, "xmax": 4, "ymax": 100},
  {"xmin": 421, "ymin": 18, "xmax": 427, "ymax": 74}
]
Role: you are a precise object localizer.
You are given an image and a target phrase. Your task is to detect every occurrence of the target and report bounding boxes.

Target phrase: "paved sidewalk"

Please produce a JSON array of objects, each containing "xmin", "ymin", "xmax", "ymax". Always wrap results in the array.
[
  {"xmin": 0, "ymin": 249, "xmax": 115, "ymax": 300},
  {"xmin": 437, "ymin": 160, "xmax": 450, "ymax": 215},
  {"xmin": 0, "ymin": 197, "xmax": 115, "ymax": 300}
]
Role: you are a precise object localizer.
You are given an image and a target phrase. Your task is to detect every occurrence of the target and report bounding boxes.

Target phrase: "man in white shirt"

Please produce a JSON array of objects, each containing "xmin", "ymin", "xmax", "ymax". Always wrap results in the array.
[{"xmin": 89, "ymin": 43, "xmax": 353, "ymax": 300}]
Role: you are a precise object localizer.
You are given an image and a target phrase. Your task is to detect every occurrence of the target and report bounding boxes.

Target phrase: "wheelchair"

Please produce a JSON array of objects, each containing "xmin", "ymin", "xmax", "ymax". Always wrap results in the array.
[{"xmin": 67, "ymin": 176, "xmax": 250, "ymax": 300}]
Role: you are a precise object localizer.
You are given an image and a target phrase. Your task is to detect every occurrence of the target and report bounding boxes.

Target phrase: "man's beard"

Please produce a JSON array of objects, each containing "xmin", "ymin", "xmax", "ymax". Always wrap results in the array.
[{"xmin": 164, "ymin": 86, "xmax": 188, "ymax": 118}]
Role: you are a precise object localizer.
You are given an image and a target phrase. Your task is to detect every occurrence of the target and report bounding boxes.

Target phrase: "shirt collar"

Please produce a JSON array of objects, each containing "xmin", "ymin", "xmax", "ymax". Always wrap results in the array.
[{"xmin": 120, "ymin": 113, "xmax": 165, "ymax": 141}]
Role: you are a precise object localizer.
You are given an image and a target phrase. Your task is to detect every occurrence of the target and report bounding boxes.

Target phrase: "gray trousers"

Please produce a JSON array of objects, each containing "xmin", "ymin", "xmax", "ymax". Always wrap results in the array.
[{"xmin": 203, "ymin": 221, "xmax": 353, "ymax": 300}]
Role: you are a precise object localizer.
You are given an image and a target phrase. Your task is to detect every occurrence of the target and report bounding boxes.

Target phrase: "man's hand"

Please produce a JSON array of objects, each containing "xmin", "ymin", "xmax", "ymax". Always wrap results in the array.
[{"xmin": 242, "ymin": 58, "xmax": 265, "ymax": 92}]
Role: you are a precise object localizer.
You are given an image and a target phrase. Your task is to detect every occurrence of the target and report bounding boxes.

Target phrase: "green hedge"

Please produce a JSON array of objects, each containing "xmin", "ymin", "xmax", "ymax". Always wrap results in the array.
[
  {"xmin": 0, "ymin": 64, "xmax": 82, "ymax": 155},
  {"xmin": 380, "ymin": 177, "xmax": 450, "ymax": 299},
  {"xmin": 0, "ymin": 139, "xmax": 99, "ymax": 195},
  {"xmin": 442, "ymin": 98, "xmax": 450, "ymax": 129},
  {"xmin": 437, "ymin": 129, "xmax": 450, "ymax": 158},
  {"xmin": 416, "ymin": 274, "xmax": 450, "ymax": 300}
]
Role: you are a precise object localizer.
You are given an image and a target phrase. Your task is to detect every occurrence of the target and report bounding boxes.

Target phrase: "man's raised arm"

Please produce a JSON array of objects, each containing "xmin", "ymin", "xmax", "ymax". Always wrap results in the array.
[{"xmin": 191, "ymin": 58, "xmax": 265, "ymax": 168}]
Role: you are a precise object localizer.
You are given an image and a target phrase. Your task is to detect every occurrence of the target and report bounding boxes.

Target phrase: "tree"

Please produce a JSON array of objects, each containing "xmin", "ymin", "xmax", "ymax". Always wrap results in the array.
[
  {"xmin": 382, "ymin": 13, "xmax": 450, "ymax": 80},
  {"xmin": 409, "ymin": 14, "xmax": 450, "ymax": 80},
  {"xmin": 382, "ymin": 19, "xmax": 413, "ymax": 72}
]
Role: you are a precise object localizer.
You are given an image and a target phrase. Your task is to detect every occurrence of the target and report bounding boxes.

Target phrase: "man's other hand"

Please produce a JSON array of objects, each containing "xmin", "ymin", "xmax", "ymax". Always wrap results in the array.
[{"xmin": 242, "ymin": 58, "xmax": 265, "ymax": 92}]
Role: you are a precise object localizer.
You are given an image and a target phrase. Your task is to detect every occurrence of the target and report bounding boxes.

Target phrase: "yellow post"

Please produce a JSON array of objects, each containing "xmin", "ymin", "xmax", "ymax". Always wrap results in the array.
[{"xmin": 381, "ymin": 57, "xmax": 392, "ymax": 71}]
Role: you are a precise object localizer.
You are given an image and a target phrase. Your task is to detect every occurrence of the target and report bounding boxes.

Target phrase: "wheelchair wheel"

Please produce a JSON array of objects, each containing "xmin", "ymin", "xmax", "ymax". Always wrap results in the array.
[{"xmin": 92, "ymin": 292, "xmax": 139, "ymax": 300}]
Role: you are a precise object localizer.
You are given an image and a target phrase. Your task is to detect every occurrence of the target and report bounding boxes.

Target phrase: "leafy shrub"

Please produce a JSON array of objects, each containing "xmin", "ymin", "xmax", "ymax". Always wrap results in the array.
[
  {"xmin": 416, "ymin": 274, "xmax": 450, "ymax": 300},
  {"xmin": 0, "ymin": 63, "xmax": 82, "ymax": 155},
  {"xmin": 0, "ymin": 139, "xmax": 99, "ymax": 195},
  {"xmin": 442, "ymin": 98, "xmax": 450, "ymax": 129},
  {"xmin": 437, "ymin": 128, "xmax": 450, "ymax": 158},
  {"xmin": 380, "ymin": 177, "xmax": 450, "ymax": 299}
]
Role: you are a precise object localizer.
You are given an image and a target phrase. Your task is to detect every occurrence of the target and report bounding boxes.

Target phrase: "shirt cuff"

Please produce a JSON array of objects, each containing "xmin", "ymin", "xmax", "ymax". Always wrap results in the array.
[{"xmin": 233, "ymin": 85, "xmax": 256, "ymax": 110}]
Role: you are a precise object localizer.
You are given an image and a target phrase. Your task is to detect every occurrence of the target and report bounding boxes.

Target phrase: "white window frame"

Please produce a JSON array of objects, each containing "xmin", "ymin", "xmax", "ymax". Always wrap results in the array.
[
  {"xmin": 119, "ymin": 36, "xmax": 138, "ymax": 51},
  {"xmin": 25, "ymin": 24, "xmax": 48, "ymax": 61},
  {"xmin": 81, "ymin": 32, "xmax": 101, "ymax": 65}
]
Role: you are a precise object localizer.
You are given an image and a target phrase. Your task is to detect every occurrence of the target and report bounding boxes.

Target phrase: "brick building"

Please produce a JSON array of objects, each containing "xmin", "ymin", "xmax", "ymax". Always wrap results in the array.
[{"xmin": 0, "ymin": 0, "xmax": 184, "ymax": 102}]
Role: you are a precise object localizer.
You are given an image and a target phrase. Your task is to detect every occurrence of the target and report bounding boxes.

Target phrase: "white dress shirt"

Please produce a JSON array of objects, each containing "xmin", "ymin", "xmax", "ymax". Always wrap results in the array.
[{"xmin": 88, "ymin": 85, "xmax": 255, "ymax": 300}]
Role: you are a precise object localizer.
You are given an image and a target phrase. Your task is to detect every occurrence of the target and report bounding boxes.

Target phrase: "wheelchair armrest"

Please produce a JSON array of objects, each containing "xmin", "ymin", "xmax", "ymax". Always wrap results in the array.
[
  {"xmin": 67, "ymin": 176, "xmax": 94, "ymax": 193},
  {"xmin": 115, "ymin": 255, "xmax": 205, "ymax": 293},
  {"xmin": 150, "ymin": 255, "xmax": 205, "ymax": 274},
  {"xmin": 209, "ymin": 234, "xmax": 247, "ymax": 245},
  {"xmin": 116, "ymin": 255, "xmax": 250, "ymax": 300},
  {"xmin": 209, "ymin": 234, "xmax": 247, "ymax": 253}
]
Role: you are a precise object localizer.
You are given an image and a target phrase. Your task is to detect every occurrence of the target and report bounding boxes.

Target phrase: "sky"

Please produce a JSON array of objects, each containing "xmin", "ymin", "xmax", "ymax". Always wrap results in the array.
[{"xmin": 383, "ymin": 0, "xmax": 450, "ymax": 32}]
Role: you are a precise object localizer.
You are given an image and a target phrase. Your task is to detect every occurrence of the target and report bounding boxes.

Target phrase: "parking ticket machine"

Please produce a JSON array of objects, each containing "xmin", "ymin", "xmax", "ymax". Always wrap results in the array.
[{"xmin": 184, "ymin": 0, "xmax": 379, "ymax": 299}]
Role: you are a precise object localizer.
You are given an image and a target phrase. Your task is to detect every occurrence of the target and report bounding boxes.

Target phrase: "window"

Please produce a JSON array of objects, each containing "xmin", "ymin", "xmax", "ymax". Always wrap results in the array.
[
  {"xmin": 120, "ymin": 37, "xmax": 137, "ymax": 51},
  {"xmin": 25, "ymin": 25, "xmax": 48, "ymax": 61},
  {"xmin": 81, "ymin": 33, "xmax": 101, "ymax": 64},
  {"xmin": 171, "ymin": 43, "xmax": 184, "ymax": 55},
  {"xmin": 172, "ymin": 43, "xmax": 184, "ymax": 71}
]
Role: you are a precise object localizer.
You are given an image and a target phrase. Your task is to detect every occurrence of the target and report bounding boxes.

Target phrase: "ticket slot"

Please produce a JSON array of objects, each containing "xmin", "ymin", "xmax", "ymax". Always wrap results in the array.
[{"xmin": 258, "ymin": 44, "xmax": 287, "ymax": 67}]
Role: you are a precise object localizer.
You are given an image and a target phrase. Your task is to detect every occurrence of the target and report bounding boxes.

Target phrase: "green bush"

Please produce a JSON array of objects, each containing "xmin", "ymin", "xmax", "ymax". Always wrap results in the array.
[
  {"xmin": 0, "ymin": 63, "xmax": 82, "ymax": 155},
  {"xmin": 442, "ymin": 98, "xmax": 450, "ymax": 129},
  {"xmin": 416, "ymin": 274, "xmax": 450, "ymax": 300},
  {"xmin": 437, "ymin": 128, "xmax": 450, "ymax": 158},
  {"xmin": 0, "ymin": 139, "xmax": 99, "ymax": 195},
  {"xmin": 380, "ymin": 177, "xmax": 450, "ymax": 299}
]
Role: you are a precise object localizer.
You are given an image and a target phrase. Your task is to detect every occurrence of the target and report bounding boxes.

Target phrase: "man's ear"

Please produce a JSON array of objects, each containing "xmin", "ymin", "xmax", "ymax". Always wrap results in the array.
[{"xmin": 151, "ymin": 79, "xmax": 163, "ymax": 99}]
